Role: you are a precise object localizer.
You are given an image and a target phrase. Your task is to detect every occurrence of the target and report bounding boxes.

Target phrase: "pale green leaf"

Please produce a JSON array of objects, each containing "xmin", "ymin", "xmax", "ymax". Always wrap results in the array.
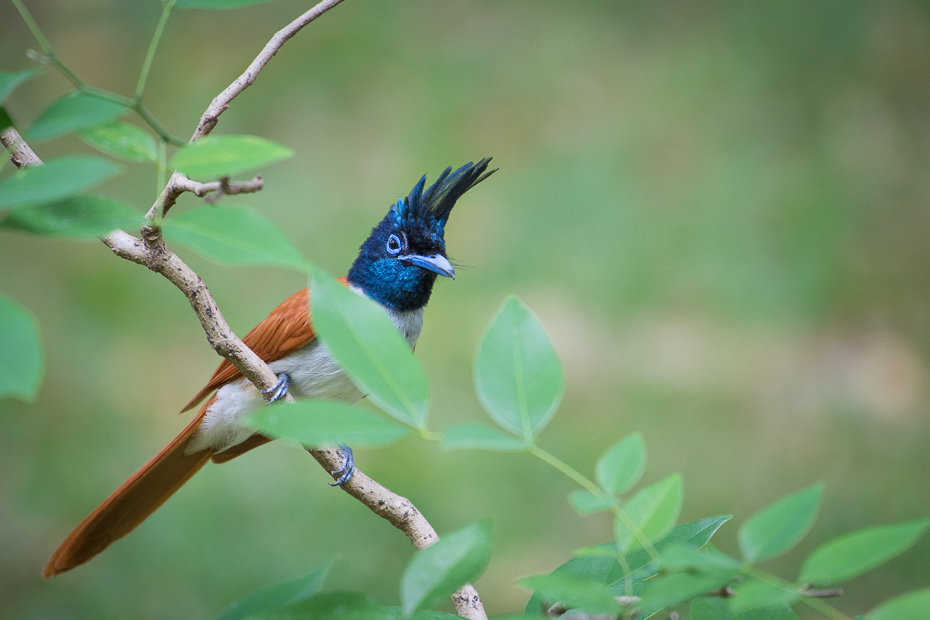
[
  {"xmin": 1, "ymin": 195, "xmax": 143, "ymax": 238},
  {"xmin": 473, "ymin": 296, "xmax": 564, "ymax": 440},
  {"xmin": 0, "ymin": 294, "xmax": 43, "ymax": 402},
  {"xmin": 596, "ymin": 433, "xmax": 646, "ymax": 496},
  {"xmin": 439, "ymin": 423, "xmax": 527, "ymax": 452},
  {"xmin": 78, "ymin": 121, "xmax": 158, "ymax": 163},
  {"xmin": 691, "ymin": 597, "xmax": 736, "ymax": 620},
  {"xmin": 568, "ymin": 491, "xmax": 616, "ymax": 516},
  {"xmin": 638, "ymin": 571, "xmax": 736, "ymax": 617},
  {"xmin": 311, "ymin": 270, "xmax": 430, "ymax": 428},
  {"xmin": 738, "ymin": 484, "xmax": 824, "ymax": 563},
  {"xmin": 171, "ymin": 135, "xmax": 293, "ymax": 179},
  {"xmin": 245, "ymin": 400, "xmax": 410, "ymax": 447},
  {"xmin": 866, "ymin": 588, "xmax": 930, "ymax": 620},
  {"xmin": 163, "ymin": 206, "xmax": 310, "ymax": 271},
  {"xmin": 518, "ymin": 573, "xmax": 621, "ymax": 617},
  {"xmin": 400, "ymin": 520, "xmax": 493, "ymax": 616},
  {"xmin": 799, "ymin": 519, "xmax": 929, "ymax": 586},
  {"xmin": 27, "ymin": 90, "xmax": 128, "ymax": 141},
  {"xmin": 0, "ymin": 67, "xmax": 44, "ymax": 104},
  {"xmin": 614, "ymin": 474, "xmax": 683, "ymax": 553},
  {"xmin": 730, "ymin": 580, "xmax": 800, "ymax": 615},
  {"xmin": 0, "ymin": 156, "xmax": 121, "ymax": 208},
  {"xmin": 217, "ymin": 558, "xmax": 335, "ymax": 620}
]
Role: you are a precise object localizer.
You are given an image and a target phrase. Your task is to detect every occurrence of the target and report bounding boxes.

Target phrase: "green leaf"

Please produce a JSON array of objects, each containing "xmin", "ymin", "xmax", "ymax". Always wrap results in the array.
[
  {"xmin": 311, "ymin": 270, "xmax": 430, "ymax": 429},
  {"xmin": 737, "ymin": 605, "xmax": 799, "ymax": 620},
  {"xmin": 217, "ymin": 558, "xmax": 335, "ymax": 620},
  {"xmin": 614, "ymin": 474, "xmax": 683, "ymax": 553},
  {"xmin": 27, "ymin": 90, "xmax": 128, "ymax": 141},
  {"xmin": 638, "ymin": 571, "xmax": 737, "ymax": 617},
  {"xmin": 77, "ymin": 121, "xmax": 158, "ymax": 163},
  {"xmin": 1, "ymin": 195, "xmax": 143, "ymax": 238},
  {"xmin": 0, "ymin": 294, "xmax": 43, "ymax": 402},
  {"xmin": 568, "ymin": 491, "xmax": 616, "ymax": 516},
  {"xmin": 518, "ymin": 573, "xmax": 621, "ymax": 617},
  {"xmin": 380, "ymin": 609, "xmax": 466, "ymax": 620},
  {"xmin": 738, "ymin": 484, "xmax": 824, "ymax": 563},
  {"xmin": 400, "ymin": 520, "xmax": 493, "ymax": 617},
  {"xmin": 245, "ymin": 400, "xmax": 410, "ymax": 447},
  {"xmin": 257, "ymin": 591, "xmax": 391, "ymax": 620},
  {"xmin": 799, "ymin": 519, "xmax": 929, "ymax": 586},
  {"xmin": 692, "ymin": 597, "xmax": 736, "ymax": 620},
  {"xmin": 0, "ymin": 156, "xmax": 121, "ymax": 208},
  {"xmin": 618, "ymin": 515, "xmax": 733, "ymax": 581},
  {"xmin": 163, "ymin": 206, "xmax": 310, "ymax": 271},
  {"xmin": 659, "ymin": 545, "xmax": 742, "ymax": 572},
  {"xmin": 0, "ymin": 105, "xmax": 13, "ymax": 132},
  {"xmin": 473, "ymin": 296, "xmax": 564, "ymax": 440},
  {"xmin": 0, "ymin": 67, "xmax": 44, "ymax": 104},
  {"xmin": 596, "ymin": 433, "xmax": 646, "ymax": 496},
  {"xmin": 171, "ymin": 135, "xmax": 293, "ymax": 179},
  {"xmin": 730, "ymin": 580, "xmax": 800, "ymax": 615},
  {"xmin": 439, "ymin": 423, "xmax": 527, "ymax": 452},
  {"xmin": 175, "ymin": 0, "xmax": 279, "ymax": 9},
  {"xmin": 866, "ymin": 588, "xmax": 930, "ymax": 620}
]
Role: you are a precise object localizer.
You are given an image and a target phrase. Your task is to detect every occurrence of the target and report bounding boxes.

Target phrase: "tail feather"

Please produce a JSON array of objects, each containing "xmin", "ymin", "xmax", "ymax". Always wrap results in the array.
[{"xmin": 43, "ymin": 400, "xmax": 214, "ymax": 578}]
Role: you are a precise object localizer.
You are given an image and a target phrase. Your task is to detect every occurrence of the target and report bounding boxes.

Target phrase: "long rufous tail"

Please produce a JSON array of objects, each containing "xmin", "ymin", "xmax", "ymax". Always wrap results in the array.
[{"xmin": 42, "ymin": 400, "xmax": 214, "ymax": 578}]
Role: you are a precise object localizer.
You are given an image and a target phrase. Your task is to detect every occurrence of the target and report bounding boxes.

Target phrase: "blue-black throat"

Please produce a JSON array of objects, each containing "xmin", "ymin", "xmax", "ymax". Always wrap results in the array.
[{"xmin": 347, "ymin": 158, "xmax": 496, "ymax": 312}]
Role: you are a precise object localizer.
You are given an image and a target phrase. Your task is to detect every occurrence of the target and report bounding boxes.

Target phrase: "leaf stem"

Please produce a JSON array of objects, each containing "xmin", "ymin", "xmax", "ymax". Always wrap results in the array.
[
  {"xmin": 527, "ymin": 445, "xmax": 661, "ymax": 563},
  {"xmin": 11, "ymin": 0, "xmax": 53, "ymax": 56},
  {"xmin": 135, "ymin": 0, "xmax": 175, "ymax": 102}
]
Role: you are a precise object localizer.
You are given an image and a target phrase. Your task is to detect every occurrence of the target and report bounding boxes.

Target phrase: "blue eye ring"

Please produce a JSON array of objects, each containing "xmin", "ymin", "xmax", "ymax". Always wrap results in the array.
[{"xmin": 386, "ymin": 234, "xmax": 402, "ymax": 255}]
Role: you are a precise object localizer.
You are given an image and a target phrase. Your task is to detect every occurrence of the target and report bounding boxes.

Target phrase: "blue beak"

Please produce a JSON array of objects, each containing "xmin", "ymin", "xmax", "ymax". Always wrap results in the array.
[{"xmin": 405, "ymin": 254, "xmax": 455, "ymax": 280}]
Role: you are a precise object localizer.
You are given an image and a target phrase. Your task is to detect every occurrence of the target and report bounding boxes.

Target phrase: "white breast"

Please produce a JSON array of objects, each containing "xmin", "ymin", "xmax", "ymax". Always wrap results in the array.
[{"xmin": 186, "ymin": 300, "xmax": 424, "ymax": 455}]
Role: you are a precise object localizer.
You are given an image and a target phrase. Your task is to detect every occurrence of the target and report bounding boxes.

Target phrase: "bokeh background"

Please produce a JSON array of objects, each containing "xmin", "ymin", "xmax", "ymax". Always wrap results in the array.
[{"xmin": 2, "ymin": 1, "xmax": 930, "ymax": 618}]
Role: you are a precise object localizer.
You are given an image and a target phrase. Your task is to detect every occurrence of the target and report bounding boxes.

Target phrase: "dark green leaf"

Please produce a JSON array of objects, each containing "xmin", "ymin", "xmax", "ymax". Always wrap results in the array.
[
  {"xmin": 0, "ymin": 68, "xmax": 44, "ymax": 104},
  {"xmin": 568, "ymin": 491, "xmax": 616, "ymax": 516},
  {"xmin": 614, "ymin": 474, "xmax": 683, "ymax": 553},
  {"xmin": 175, "ymin": 0, "xmax": 279, "ymax": 9},
  {"xmin": 311, "ymin": 270, "xmax": 430, "ymax": 429},
  {"xmin": 163, "ymin": 206, "xmax": 310, "ymax": 271},
  {"xmin": 730, "ymin": 580, "xmax": 800, "ymax": 615},
  {"xmin": 27, "ymin": 91, "xmax": 128, "ymax": 141},
  {"xmin": 517, "ymin": 573, "xmax": 621, "ymax": 617},
  {"xmin": 617, "ymin": 515, "xmax": 733, "ymax": 581},
  {"xmin": 595, "ymin": 432, "xmax": 646, "ymax": 496},
  {"xmin": 217, "ymin": 558, "xmax": 335, "ymax": 620},
  {"xmin": 0, "ymin": 294, "xmax": 43, "ymax": 402},
  {"xmin": 865, "ymin": 588, "xmax": 930, "ymax": 620},
  {"xmin": 638, "ymin": 571, "xmax": 736, "ymax": 617},
  {"xmin": 171, "ymin": 135, "xmax": 293, "ymax": 179},
  {"xmin": 439, "ymin": 423, "xmax": 527, "ymax": 452},
  {"xmin": 400, "ymin": 520, "xmax": 493, "ymax": 616},
  {"xmin": 799, "ymin": 519, "xmax": 929, "ymax": 586},
  {"xmin": 0, "ymin": 106, "xmax": 13, "ymax": 132},
  {"xmin": 738, "ymin": 484, "xmax": 824, "ymax": 563},
  {"xmin": 738, "ymin": 605, "xmax": 799, "ymax": 620},
  {"xmin": 1, "ymin": 195, "xmax": 143, "ymax": 238},
  {"xmin": 473, "ymin": 296, "xmax": 564, "ymax": 440},
  {"xmin": 691, "ymin": 597, "xmax": 736, "ymax": 620},
  {"xmin": 0, "ymin": 156, "xmax": 121, "ymax": 208},
  {"xmin": 257, "ymin": 591, "xmax": 391, "ymax": 620},
  {"xmin": 78, "ymin": 121, "xmax": 158, "ymax": 163},
  {"xmin": 245, "ymin": 400, "xmax": 410, "ymax": 447}
]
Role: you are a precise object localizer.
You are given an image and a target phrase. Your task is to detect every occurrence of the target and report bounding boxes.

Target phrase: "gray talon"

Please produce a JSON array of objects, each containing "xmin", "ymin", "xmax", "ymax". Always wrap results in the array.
[
  {"xmin": 262, "ymin": 373, "xmax": 290, "ymax": 405},
  {"xmin": 329, "ymin": 443, "xmax": 355, "ymax": 486}
]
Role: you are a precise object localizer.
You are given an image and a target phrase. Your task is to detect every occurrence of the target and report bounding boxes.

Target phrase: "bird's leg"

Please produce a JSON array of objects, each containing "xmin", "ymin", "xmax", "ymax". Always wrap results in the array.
[
  {"xmin": 329, "ymin": 443, "xmax": 355, "ymax": 486},
  {"xmin": 261, "ymin": 373, "xmax": 290, "ymax": 404}
]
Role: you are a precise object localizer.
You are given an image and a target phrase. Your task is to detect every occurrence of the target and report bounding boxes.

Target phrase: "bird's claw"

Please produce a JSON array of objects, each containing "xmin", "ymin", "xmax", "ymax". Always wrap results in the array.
[
  {"xmin": 262, "ymin": 373, "xmax": 290, "ymax": 405},
  {"xmin": 329, "ymin": 443, "xmax": 355, "ymax": 486}
]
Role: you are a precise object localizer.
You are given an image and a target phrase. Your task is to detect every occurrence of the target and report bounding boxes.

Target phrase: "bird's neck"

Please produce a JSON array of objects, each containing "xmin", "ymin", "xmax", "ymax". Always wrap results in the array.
[
  {"xmin": 347, "ymin": 261, "xmax": 437, "ymax": 313},
  {"xmin": 348, "ymin": 284, "xmax": 425, "ymax": 348}
]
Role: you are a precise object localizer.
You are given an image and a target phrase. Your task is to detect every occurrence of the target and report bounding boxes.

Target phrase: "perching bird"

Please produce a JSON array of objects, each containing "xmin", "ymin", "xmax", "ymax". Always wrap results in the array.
[{"xmin": 43, "ymin": 158, "xmax": 495, "ymax": 578}]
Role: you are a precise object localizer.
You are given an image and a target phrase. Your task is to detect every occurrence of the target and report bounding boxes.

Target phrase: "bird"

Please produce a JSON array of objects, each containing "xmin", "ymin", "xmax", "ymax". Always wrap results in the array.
[{"xmin": 42, "ymin": 158, "xmax": 496, "ymax": 578}]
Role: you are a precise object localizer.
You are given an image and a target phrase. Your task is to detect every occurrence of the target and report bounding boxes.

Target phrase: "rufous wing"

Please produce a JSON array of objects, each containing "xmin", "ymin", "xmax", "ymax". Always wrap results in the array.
[{"xmin": 180, "ymin": 276, "xmax": 349, "ymax": 412}]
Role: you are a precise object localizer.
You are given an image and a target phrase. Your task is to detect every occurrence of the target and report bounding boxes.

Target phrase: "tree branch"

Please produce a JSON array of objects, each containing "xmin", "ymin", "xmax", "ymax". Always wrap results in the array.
[{"xmin": 5, "ymin": 2, "xmax": 488, "ymax": 617}]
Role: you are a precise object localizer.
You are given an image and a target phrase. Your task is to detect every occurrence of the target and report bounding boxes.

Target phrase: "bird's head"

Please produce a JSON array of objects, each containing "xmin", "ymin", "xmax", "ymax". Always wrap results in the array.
[{"xmin": 348, "ymin": 158, "xmax": 495, "ymax": 312}]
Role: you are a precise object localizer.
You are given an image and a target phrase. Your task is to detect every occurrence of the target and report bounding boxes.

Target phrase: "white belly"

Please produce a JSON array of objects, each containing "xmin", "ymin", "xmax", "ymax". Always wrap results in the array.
[{"xmin": 186, "ymin": 302, "xmax": 424, "ymax": 455}]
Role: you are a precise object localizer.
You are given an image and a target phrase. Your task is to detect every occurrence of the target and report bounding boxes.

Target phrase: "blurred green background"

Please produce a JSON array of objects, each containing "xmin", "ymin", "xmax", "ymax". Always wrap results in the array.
[{"xmin": 2, "ymin": 0, "xmax": 930, "ymax": 618}]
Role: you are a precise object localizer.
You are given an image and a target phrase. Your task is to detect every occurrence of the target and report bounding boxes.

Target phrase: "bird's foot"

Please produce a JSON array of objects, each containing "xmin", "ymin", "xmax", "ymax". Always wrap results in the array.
[
  {"xmin": 262, "ymin": 373, "xmax": 290, "ymax": 405},
  {"xmin": 329, "ymin": 443, "xmax": 355, "ymax": 486}
]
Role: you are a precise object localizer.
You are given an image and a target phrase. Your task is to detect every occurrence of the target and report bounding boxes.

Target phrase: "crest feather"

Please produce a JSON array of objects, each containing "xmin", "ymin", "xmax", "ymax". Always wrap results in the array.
[{"xmin": 396, "ymin": 158, "xmax": 496, "ymax": 228}]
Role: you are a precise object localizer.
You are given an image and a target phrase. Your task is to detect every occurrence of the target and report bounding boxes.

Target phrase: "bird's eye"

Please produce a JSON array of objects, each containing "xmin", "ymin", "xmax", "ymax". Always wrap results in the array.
[{"xmin": 386, "ymin": 234, "xmax": 402, "ymax": 255}]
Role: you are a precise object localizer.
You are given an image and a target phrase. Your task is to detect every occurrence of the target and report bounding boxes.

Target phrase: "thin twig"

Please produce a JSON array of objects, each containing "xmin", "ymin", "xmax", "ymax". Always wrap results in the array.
[{"xmin": 1, "ymin": 127, "xmax": 43, "ymax": 167}]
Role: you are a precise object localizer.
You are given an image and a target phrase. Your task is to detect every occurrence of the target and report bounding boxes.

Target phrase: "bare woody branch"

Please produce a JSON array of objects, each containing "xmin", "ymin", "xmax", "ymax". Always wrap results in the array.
[{"xmin": 5, "ymin": 2, "xmax": 488, "ymax": 618}]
